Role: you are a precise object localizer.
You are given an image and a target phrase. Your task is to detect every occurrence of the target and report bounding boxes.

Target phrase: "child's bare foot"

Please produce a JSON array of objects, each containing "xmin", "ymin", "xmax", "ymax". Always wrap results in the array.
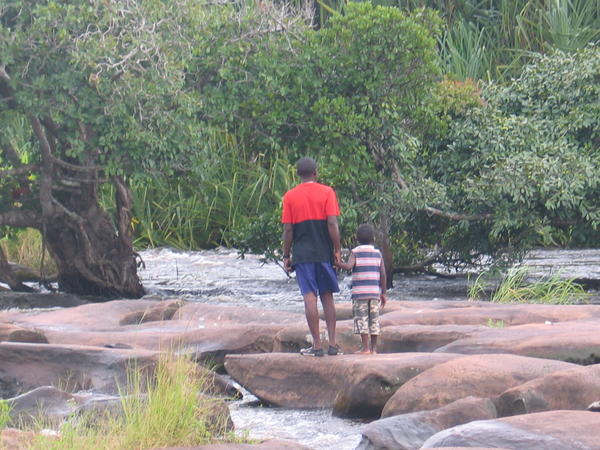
[
  {"xmin": 354, "ymin": 349, "xmax": 370, "ymax": 355},
  {"xmin": 370, "ymin": 350, "xmax": 377, "ymax": 354}
]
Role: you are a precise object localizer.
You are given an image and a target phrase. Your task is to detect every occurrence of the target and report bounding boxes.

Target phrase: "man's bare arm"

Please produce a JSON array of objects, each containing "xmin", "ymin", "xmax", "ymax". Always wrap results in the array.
[
  {"xmin": 327, "ymin": 215, "xmax": 342, "ymax": 264},
  {"xmin": 282, "ymin": 223, "xmax": 293, "ymax": 271}
]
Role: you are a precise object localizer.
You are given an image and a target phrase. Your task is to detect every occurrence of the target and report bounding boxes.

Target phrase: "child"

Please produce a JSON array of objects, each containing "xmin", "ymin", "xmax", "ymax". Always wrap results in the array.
[{"xmin": 336, "ymin": 223, "xmax": 387, "ymax": 354}]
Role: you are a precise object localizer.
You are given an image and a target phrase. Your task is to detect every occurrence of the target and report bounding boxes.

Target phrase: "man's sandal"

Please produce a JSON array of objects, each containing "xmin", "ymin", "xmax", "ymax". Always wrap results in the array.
[
  {"xmin": 300, "ymin": 346, "xmax": 324, "ymax": 357},
  {"xmin": 327, "ymin": 344, "xmax": 343, "ymax": 356}
]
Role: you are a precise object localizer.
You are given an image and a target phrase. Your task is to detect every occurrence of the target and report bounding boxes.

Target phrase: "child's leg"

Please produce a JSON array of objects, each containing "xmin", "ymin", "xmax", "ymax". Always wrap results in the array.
[
  {"xmin": 367, "ymin": 298, "xmax": 381, "ymax": 354},
  {"xmin": 353, "ymin": 299, "xmax": 371, "ymax": 353},
  {"xmin": 370, "ymin": 335, "xmax": 378, "ymax": 354},
  {"xmin": 356, "ymin": 334, "xmax": 370, "ymax": 354}
]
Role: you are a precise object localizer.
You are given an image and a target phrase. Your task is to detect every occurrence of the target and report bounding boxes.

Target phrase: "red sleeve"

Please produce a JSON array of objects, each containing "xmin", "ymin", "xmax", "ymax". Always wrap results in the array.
[
  {"xmin": 325, "ymin": 187, "xmax": 340, "ymax": 217},
  {"xmin": 281, "ymin": 194, "xmax": 292, "ymax": 223}
]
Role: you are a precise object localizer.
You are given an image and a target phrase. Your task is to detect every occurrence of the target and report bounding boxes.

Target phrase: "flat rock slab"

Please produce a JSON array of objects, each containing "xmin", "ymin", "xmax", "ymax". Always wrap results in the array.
[
  {"xmin": 0, "ymin": 342, "xmax": 157, "ymax": 398},
  {"xmin": 380, "ymin": 303, "xmax": 600, "ymax": 327},
  {"xmin": 175, "ymin": 303, "xmax": 304, "ymax": 325},
  {"xmin": 225, "ymin": 352, "xmax": 460, "ymax": 414},
  {"xmin": 495, "ymin": 363, "xmax": 600, "ymax": 416},
  {"xmin": 9, "ymin": 298, "xmax": 167, "ymax": 330},
  {"xmin": 0, "ymin": 292, "xmax": 90, "ymax": 310},
  {"xmin": 381, "ymin": 354, "xmax": 575, "ymax": 417},
  {"xmin": 436, "ymin": 320, "xmax": 600, "ymax": 364},
  {"xmin": 379, "ymin": 324, "xmax": 488, "ymax": 353},
  {"xmin": 421, "ymin": 410, "xmax": 600, "ymax": 449},
  {"xmin": 158, "ymin": 439, "xmax": 311, "ymax": 449},
  {"xmin": 358, "ymin": 396, "xmax": 497, "ymax": 450}
]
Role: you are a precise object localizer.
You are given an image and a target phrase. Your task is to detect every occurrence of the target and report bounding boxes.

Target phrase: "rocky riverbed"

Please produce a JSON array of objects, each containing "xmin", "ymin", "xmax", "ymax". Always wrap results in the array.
[{"xmin": 2, "ymin": 248, "xmax": 600, "ymax": 449}]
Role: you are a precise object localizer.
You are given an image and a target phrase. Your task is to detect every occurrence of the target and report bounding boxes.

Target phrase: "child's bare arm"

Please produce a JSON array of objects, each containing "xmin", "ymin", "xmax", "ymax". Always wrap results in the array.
[
  {"xmin": 379, "ymin": 260, "xmax": 387, "ymax": 308},
  {"xmin": 336, "ymin": 253, "xmax": 356, "ymax": 271}
]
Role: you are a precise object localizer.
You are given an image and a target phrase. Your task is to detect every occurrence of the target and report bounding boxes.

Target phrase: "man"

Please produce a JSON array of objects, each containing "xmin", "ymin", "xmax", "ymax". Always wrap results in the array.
[{"xmin": 282, "ymin": 157, "xmax": 342, "ymax": 357}]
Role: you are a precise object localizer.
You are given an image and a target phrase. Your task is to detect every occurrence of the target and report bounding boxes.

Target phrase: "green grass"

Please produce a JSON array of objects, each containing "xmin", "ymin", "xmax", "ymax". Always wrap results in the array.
[
  {"xmin": 0, "ymin": 228, "xmax": 57, "ymax": 276},
  {"xmin": 0, "ymin": 399, "xmax": 10, "ymax": 429},
  {"xmin": 469, "ymin": 266, "xmax": 589, "ymax": 305},
  {"xmin": 31, "ymin": 354, "xmax": 240, "ymax": 450},
  {"xmin": 486, "ymin": 318, "xmax": 505, "ymax": 328}
]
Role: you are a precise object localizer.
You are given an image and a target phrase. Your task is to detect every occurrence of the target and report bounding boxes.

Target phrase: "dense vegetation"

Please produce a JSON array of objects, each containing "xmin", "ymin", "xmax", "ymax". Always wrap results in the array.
[{"xmin": 1, "ymin": 0, "xmax": 599, "ymax": 295}]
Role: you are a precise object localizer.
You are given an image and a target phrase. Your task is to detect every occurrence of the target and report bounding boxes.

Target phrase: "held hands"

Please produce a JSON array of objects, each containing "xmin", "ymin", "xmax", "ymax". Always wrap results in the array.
[
  {"xmin": 380, "ymin": 293, "xmax": 387, "ymax": 309},
  {"xmin": 283, "ymin": 256, "xmax": 293, "ymax": 273}
]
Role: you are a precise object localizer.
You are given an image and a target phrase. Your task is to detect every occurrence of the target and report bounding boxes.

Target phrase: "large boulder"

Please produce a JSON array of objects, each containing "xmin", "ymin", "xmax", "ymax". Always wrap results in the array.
[
  {"xmin": 225, "ymin": 353, "xmax": 459, "ymax": 415},
  {"xmin": 0, "ymin": 342, "xmax": 157, "ymax": 397},
  {"xmin": 174, "ymin": 303, "xmax": 303, "ymax": 326},
  {"xmin": 381, "ymin": 354, "xmax": 575, "ymax": 417},
  {"xmin": 119, "ymin": 300, "xmax": 184, "ymax": 325},
  {"xmin": 495, "ymin": 363, "xmax": 600, "ymax": 416},
  {"xmin": 273, "ymin": 320, "xmax": 361, "ymax": 354},
  {"xmin": 357, "ymin": 396, "xmax": 497, "ymax": 450},
  {"xmin": 436, "ymin": 320, "xmax": 600, "ymax": 364},
  {"xmin": 421, "ymin": 410, "xmax": 600, "ymax": 449}
]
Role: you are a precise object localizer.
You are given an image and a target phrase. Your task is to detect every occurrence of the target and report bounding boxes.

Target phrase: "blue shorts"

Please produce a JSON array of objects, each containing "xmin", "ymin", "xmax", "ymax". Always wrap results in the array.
[{"xmin": 295, "ymin": 262, "xmax": 340, "ymax": 296}]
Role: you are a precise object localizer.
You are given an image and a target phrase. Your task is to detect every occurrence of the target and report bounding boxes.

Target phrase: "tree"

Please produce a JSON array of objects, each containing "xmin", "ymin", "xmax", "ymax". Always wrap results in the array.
[{"xmin": 0, "ymin": 0, "xmax": 206, "ymax": 296}]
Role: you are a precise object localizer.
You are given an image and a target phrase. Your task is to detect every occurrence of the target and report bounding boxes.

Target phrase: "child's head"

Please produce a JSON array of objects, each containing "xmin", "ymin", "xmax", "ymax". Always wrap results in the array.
[{"xmin": 357, "ymin": 223, "xmax": 375, "ymax": 245}]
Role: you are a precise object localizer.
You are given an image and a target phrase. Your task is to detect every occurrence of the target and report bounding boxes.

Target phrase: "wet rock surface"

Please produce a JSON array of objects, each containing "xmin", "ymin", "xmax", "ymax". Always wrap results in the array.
[
  {"xmin": 421, "ymin": 410, "xmax": 600, "ymax": 449},
  {"xmin": 358, "ymin": 396, "xmax": 497, "ymax": 450}
]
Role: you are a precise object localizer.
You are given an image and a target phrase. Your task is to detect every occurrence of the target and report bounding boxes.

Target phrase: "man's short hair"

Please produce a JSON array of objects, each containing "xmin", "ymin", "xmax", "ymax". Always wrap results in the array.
[
  {"xmin": 296, "ymin": 157, "xmax": 317, "ymax": 178},
  {"xmin": 357, "ymin": 223, "xmax": 375, "ymax": 245}
]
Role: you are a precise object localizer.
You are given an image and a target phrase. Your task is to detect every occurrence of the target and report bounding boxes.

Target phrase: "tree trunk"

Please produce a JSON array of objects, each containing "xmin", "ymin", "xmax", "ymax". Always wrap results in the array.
[
  {"xmin": 0, "ymin": 246, "xmax": 35, "ymax": 292},
  {"xmin": 41, "ymin": 180, "xmax": 144, "ymax": 299},
  {"xmin": 375, "ymin": 212, "xmax": 394, "ymax": 289}
]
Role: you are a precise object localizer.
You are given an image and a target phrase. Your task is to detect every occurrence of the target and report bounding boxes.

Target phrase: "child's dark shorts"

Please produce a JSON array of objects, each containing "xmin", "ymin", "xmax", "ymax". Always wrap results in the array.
[
  {"xmin": 352, "ymin": 298, "xmax": 381, "ymax": 335},
  {"xmin": 295, "ymin": 262, "xmax": 340, "ymax": 296}
]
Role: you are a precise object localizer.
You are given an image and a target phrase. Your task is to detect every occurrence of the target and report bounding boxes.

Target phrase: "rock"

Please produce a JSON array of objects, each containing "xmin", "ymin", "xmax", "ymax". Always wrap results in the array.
[
  {"xmin": 380, "ymin": 303, "xmax": 600, "ymax": 327},
  {"xmin": 357, "ymin": 396, "xmax": 497, "ymax": 450},
  {"xmin": 174, "ymin": 303, "xmax": 304, "ymax": 326},
  {"xmin": 157, "ymin": 439, "xmax": 312, "ymax": 449},
  {"xmin": 0, "ymin": 342, "xmax": 157, "ymax": 397},
  {"xmin": 193, "ymin": 366, "xmax": 241, "ymax": 398},
  {"xmin": 119, "ymin": 300, "xmax": 184, "ymax": 325},
  {"xmin": 495, "ymin": 364, "xmax": 600, "ymax": 416},
  {"xmin": 225, "ymin": 352, "xmax": 459, "ymax": 415},
  {"xmin": 323, "ymin": 301, "xmax": 408, "ymax": 321},
  {"xmin": 197, "ymin": 394, "xmax": 235, "ymax": 434},
  {"xmin": 378, "ymin": 324, "xmax": 487, "ymax": 353},
  {"xmin": 435, "ymin": 320, "xmax": 600, "ymax": 364},
  {"xmin": 0, "ymin": 292, "xmax": 90, "ymax": 310},
  {"xmin": 6, "ymin": 386, "xmax": 123, "ymax": 426},
  {"xmin": 273, "ymin": 321, "xmax": 361, "ymax": 354},
  {"xmin": 381, "ymin": 354, "xmax": 575, "ymax": 417},
  {"xmin": 0, "ymin": 323, "xmax": 47, "ymax": 344},
  {"xmin": 10, "ymin": 298, "xmax": 167, "ymax": 329},
  {"xmin": 588, "ymin": 401, "xmax": 600, "ymax": 412},
  {"xmin": 421, "ymin": 410, "xmax": 600, "ymax": 449}
]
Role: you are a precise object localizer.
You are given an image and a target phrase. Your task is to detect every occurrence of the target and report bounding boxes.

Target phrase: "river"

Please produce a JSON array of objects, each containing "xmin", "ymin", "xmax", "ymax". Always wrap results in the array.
[{"xmin": 136, "ymin": 247, "xmax": 600, "ymax": 449}]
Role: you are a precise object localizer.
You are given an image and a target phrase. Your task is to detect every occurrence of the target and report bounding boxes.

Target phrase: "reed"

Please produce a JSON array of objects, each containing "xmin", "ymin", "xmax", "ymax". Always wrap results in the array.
[
  {"xmin": 0, "ymin": 400, "xmax": 10, "ymax": 429},
  {"xmin": 0, "ymin": 228, "xmax": 57, "ymax": 276},
  {"xmin": 32, "ymin": 354, "xmax": 238, "ymax": 450},
  {"xmin": 470, "ymin": 266, "xmax": 589, "ymax": 305}
]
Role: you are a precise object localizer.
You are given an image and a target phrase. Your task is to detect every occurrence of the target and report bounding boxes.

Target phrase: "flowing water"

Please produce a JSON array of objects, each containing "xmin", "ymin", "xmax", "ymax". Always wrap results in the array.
[{"xmin": 136, "ymin": 247, "xmax": 600, "ymax": 449}]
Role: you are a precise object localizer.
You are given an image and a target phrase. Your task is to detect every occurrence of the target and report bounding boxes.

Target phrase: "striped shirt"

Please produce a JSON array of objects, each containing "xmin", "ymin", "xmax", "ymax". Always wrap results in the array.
[{"xmin": 351, "ymin": 245, "xmax": 382, "ymax": 300}]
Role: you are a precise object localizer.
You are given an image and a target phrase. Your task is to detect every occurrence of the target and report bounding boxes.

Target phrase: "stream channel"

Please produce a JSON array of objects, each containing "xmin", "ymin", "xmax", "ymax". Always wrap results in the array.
[{"xmin": 137, "ymin": 247, "xmax": 600, "ymax": 449}]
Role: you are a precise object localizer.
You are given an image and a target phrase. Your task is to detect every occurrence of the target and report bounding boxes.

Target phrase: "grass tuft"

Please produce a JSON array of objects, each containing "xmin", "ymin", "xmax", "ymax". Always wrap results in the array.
[
  {"xmin": 469, "ymin": 266, "xmax": 589, "ymax": 305},
  {"xmin": 32, "ymin": 353, "xmax": 238, "ymax": 450}
]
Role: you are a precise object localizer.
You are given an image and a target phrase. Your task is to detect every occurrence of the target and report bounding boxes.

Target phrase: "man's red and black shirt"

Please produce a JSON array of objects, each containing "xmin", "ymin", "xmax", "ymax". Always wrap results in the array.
[{"xmin": 281, "ymin": 182, "xmax": 340, "ymax": 265}]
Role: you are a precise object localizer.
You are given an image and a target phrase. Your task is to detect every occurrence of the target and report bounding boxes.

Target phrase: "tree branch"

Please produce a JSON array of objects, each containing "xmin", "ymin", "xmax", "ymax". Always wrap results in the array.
[
  {"xmin": 0, "ymin": 164, "xmax": 38, "ymax": 178},
  {"xmin": 424, "ymin": 206, "xmax": 492, "ymax": 221}
]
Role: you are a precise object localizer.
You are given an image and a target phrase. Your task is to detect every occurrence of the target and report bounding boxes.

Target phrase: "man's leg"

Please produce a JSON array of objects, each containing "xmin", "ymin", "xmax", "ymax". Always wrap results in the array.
[
  {"xmin": 320, "ymin": 290, "xmax": 336, "ymax": 347},
  {"xmin": 304, "ymin": 291, "xmax": 322, "ymax": 350}
]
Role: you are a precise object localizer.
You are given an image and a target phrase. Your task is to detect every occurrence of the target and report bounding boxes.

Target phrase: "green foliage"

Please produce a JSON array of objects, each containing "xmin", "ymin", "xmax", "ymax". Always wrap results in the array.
[
  {"xmin": 470, "ymin": 266, "xmax": 589, "ymax": 305},
  {"xmin": 0, "ymin": 228, "xmax": 56, "ymax": 275},
  {"xmin": 486, "ymin": 318, "xmax": 505, "ymax": 328},
  {"xmin": 33, "ymin": 354, "xmax": 237, "ymax": 450},
  {"xmin": 0, "ymin": 399, "xmax": 10, "ymax": 429},
  {"xmin": 422, "ymin": 46, "xmax": 600, "ymax": 266}
]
